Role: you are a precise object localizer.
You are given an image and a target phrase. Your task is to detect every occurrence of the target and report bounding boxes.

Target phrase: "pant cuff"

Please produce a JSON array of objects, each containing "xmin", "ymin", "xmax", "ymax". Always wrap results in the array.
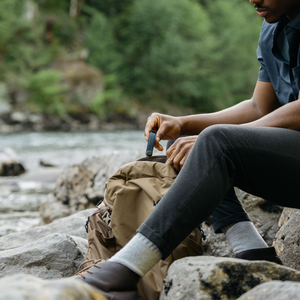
[
  {"xmin": 137, "ymin": 223, "xmax": 172, "ymax": 260},
  {"xmin": 212, "ymin": 212, "xmax": 251, "ymax": 233}
]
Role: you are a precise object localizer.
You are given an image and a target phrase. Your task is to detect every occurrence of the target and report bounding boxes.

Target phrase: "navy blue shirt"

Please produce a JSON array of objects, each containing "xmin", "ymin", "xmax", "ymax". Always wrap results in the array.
[{"xmin": 257, "ymin": 15, "xmax": 300, "ymax": 105}]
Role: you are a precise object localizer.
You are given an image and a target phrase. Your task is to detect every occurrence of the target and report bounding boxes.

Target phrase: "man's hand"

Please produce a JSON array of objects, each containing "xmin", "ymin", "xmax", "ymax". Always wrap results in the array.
[
  {"xmin": 166, "ymin": 136, "xmax": 198, "ymax": 172},
  {"xmin": 144, "ymin": 113, "xmax": 183, "ymax": 151}
]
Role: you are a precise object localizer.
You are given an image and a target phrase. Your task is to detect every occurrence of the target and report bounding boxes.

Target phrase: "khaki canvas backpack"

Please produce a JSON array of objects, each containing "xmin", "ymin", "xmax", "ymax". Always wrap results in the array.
[{"xmin": 84, "ymin": 158, "xmax": 204, "ymax": 300}]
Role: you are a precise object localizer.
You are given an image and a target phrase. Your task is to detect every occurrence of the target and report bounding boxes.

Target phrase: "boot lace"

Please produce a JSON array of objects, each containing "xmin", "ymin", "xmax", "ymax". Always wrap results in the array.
[{"xmin": 75, "ymin": 259, "xmax": 104, "ymax": 279}]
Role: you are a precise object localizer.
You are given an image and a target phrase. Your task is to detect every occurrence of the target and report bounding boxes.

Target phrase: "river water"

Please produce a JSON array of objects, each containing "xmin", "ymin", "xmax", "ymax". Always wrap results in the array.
[{"xmin": 0, "ymin": 131, "xmax": 167, "ymax": 237}]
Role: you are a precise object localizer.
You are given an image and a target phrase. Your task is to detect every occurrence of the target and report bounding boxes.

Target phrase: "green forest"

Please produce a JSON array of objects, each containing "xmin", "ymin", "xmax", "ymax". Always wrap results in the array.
[{"xmin": 0, "ymin": 0, "xmax": 263, "ymax": 123}]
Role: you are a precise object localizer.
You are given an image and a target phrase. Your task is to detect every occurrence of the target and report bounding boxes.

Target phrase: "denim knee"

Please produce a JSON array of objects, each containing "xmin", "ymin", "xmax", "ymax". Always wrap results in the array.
[{"xmin": 197, "ymin": 124, "xmax": 240, "ymax": 152}]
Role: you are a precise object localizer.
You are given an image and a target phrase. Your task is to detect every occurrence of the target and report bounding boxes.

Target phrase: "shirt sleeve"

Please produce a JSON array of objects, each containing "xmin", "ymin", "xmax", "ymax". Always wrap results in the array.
[{"xmin": 257, "ymin": 44, "xmax": 271, "ymax": 82}]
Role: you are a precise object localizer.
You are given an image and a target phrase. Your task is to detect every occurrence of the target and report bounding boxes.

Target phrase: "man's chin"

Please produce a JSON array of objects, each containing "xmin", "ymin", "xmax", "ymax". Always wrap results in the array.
[{"xmin": 264, "ymin": 14, "xmax": 285, "ymax": 24}]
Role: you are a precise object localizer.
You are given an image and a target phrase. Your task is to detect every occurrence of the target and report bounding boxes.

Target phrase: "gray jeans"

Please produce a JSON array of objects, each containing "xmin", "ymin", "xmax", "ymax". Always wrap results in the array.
[
  {"xmin": 166, "ymin": 136, "xmax": 251, "ymax": 233},
  {"xmin": 137, "ymin": 124, "xmax": 300, "ymax": 259}
]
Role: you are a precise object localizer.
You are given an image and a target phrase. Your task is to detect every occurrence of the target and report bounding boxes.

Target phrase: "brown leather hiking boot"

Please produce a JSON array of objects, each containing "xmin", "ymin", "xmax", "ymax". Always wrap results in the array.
[
  {"xmin": 235, "ymin": 246, "xmax": 283, "ymax": 265},
  {"xmin": 75, "ymin": 260, "xmax": 140, "ymax": 300}
]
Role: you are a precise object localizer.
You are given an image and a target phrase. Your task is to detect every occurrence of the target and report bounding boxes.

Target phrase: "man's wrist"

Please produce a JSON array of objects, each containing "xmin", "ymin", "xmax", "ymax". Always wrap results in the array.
[
  {"xmin": 177, "ymin": 116, "xmax": 187, "ymax": 135},
  {"xmin": 177, "ymin": 115, "xmax": 204, "ymax": 135}
]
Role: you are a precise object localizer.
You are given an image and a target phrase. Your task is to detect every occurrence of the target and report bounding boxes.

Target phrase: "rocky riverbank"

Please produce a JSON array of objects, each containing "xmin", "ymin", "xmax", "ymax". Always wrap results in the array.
[
  {"xmin": 0, "ymin": 58, "xmax": 141, "ymax": 133},
  {"xmin": 1, "ymin": 153, "xmax": 300, "ymax": 299},
  {"xmin": 0, "ymin": 108, "xmax": 194, "ymax": 133},
  {"xmin": 0, "ymin": 111, "xmax": 141, "ymax": 133}
]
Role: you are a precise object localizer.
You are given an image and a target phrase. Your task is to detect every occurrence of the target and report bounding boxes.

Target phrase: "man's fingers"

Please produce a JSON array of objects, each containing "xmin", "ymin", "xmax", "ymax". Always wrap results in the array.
[
  {"xmin": 155, "ymin": 140, "xmax": 164, "ymax": 151},
  {"xmin": 166, "ymin": 147, "xmax": 180, "ymax": 167},
  {"xmin": 156, "ymin": 126, "xmax": 166, "ymax": 141},
  {"xmin": 144, "ymin": 113, "xmax": 160, "ymax": 142},
  {"xmin": 179, "ymin": 155, "xmax": 187, "ymax": 171},
  {"xmin": 166, "ymin": 138, "xmax": 196, "ymax": 171},
  {"xmin": 166, "ymin": 149, "xmax": 175, "ymax": 165},
  {"xmin": 156, "ymin": 120, "xmax": 175, "ymax": 142},
  {"xmin": 166, "ymin": 143, "xmax": 175, "ymax": 159},
  {"xmin": 171, "ymin": 151, "xmax": 186, "ymax": 172}
]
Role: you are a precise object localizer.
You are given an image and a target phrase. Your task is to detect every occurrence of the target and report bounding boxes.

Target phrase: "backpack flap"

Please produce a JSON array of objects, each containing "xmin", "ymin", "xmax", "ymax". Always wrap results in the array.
[{"xmin": 104, "ymin": 160, "xmax": 177, "ymax": 248}]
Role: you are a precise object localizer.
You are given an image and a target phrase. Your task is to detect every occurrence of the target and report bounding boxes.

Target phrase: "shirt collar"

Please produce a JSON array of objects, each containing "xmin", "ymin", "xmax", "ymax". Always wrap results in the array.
[
  {"xmin": 288, "ymin": 12, "xmax": 300, "ymax": 30},
  {"xmin": 273, "ymin": 18, "xmax": 288, "ymax": 39},
  {"xmin": 272, "ymin": 12, "xmax": 300, "ymax": 37}
]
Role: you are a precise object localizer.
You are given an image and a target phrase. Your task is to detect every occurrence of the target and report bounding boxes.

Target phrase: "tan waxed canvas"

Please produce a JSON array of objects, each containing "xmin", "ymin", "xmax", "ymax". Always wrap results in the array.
[{"xmin": 85, "ymin": 160, "xmax": 204, "ymax": 300}]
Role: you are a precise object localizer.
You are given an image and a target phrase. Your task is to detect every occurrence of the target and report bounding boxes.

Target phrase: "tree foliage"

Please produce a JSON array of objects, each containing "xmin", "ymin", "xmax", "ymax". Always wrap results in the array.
[
  {"xmin": 85, "ymin": 0, "xmax": 262, "ymax": 112},
  {"xmin": 118, "ymin": 0, "xmax": 212, "ymax": 108},
  {"xmin": 26, "ymin": 69, "xmax": 68, "ymax": 116},
  {"xmin": 0, "ymin": 0, "xmax": 263, "ymax": 117}
]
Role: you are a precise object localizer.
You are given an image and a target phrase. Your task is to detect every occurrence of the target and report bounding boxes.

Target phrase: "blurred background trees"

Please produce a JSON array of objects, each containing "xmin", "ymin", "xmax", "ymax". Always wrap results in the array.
[{"xmin": 0, "ymin": 0, "xmax": 262, "ymax": 123}]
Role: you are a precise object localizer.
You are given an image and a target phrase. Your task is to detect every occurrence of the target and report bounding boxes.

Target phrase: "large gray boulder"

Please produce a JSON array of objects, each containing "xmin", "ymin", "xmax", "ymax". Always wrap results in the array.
[
  {"xmin": 39, "ymin": 193, "xmax": 72, "ymax": 224},
  {"xmin": 273, "ymin": 208, "xmax": 300, "ymax": 271},
  {"xmin": 237, "ymin": 280, "xmax": 300, "ymax": 300},
  {"xmin": 0, "ymin": 274, "xmax": 106, "ymax": 300},
  {"xmin": 0, "ymin": 208, "xmax": 95, "ymax": 251},
  {"xmin": 160, "ymin": 256, "xmax": 300, "ymax": 300},
  {"xmin": 0, "ymin": 233, "xmax": 88, "ymax": 279},
  {"xmin": 54, "ymin": 151, "xmax": 140, "ymax": 208},
  {"xmin": 40, "ymin": 152, "xmax": 140, "ymax": 223}
]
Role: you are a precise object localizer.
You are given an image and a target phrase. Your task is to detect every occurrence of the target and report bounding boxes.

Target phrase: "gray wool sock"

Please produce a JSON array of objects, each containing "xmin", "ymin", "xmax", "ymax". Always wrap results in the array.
[
  {"xmin": 221, "ymin": 221, "xmax": 268, "ymax": 254},
  {"xmin": 109, "ymin": 232, "xmax": 162, "ymax": 277}
]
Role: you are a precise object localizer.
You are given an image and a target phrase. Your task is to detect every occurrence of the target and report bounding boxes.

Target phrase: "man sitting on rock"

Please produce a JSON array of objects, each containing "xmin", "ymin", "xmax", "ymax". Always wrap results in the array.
[{"xmin": 76, "ymin": 0, "xmax": 300, "ymax": 298}]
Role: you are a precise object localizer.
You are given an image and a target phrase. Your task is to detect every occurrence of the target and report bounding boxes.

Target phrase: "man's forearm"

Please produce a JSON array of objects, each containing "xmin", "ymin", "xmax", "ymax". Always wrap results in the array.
[
  {"xmin": 178, "ymin": 99, "xmax": 263, "ymax": 135},
  {"xmin": 244, "ymin": 99, "xmax": 300, "ymax": 130}
]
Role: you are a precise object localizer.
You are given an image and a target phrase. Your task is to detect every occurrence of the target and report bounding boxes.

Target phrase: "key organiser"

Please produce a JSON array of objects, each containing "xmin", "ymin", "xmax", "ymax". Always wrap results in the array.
[{"xmin": 145, "ymin": 131, "xmax": 156, "ymax": 157}]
